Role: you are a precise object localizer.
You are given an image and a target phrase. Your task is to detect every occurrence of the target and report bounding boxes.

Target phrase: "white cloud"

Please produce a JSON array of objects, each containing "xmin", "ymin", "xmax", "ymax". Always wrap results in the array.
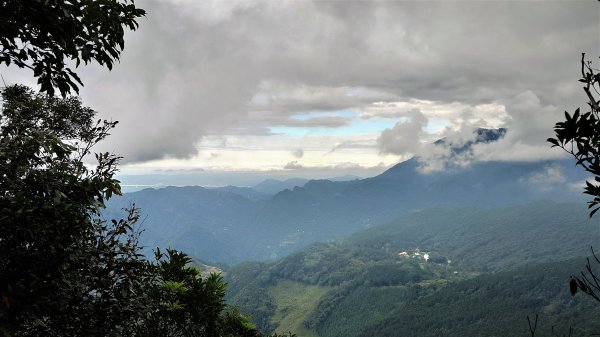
[
  {"xmin": 470, "ymin": 91, "xmax": 567, "ymax": 163},
  {"xmin": 377, "ymin": 109, "xmax": 429, "ymax": 156},
  {"xmin": 372, "ymin": 90, "xmax": 571, "ymax": 172},
  {"xmin": 526, "ymin": 164, "xmax": 566, "ymax": 188}
]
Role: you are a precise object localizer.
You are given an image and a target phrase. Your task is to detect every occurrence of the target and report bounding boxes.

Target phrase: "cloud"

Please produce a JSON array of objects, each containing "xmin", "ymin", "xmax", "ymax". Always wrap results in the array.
[
  {"xmin": 377, "ymin": 109, "xmax": 428, "ymax": 156},
  {"xmin": 331, "ymin": 162, "xmax": 363, "ymax": 170},
  {"xmin": 283, "ymin": 160, "xmax": 386, "ymax": 173},
  {"xmin": 284, "ymin": 161, "xmax": 304, "ymax": 170},
  {"xmin": 362, "ymin": 100, "xmax": 507, "ymax": 126},
  {"xmin": 279, "ymin": 116, "xmax": 351, "ymax": 128},
  {"xmin": 2, "ymin": 0, "xmax": 593, "ymax": 164},
  {"xmin": 328, "ymin": 139, "xmax": 377, "ymax": 154},
  {"xmin": 469, "ymin": 91, "xmax": 567, "ymax": 163},
  {"xmin": 527, "ymin": 165, "xmax": 566, "ymax": 186},
  {"xmin": 291, "ymin": 149, "xmax": 304, "ymax": 159},
  {"xmin": 249, "ymin": 83, "xmax": 396, "ymax": 117},
  {"xmin": 156, "ymin": 167, "xmax": 205, "ymax": 173},
  {"xmin": 371, "ymin": 90, "xmax": 571, "ymax": 172}
]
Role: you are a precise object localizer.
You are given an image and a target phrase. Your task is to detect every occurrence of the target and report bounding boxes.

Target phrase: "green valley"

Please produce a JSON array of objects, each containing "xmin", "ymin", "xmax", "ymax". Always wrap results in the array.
[{"xmin": 270, "ymin": 281, "xmax": 330, "ymax": 337}]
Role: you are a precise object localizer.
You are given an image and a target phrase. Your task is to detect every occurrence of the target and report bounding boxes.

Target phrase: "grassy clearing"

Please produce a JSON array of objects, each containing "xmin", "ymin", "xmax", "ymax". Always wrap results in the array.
[{"xmin": 270, "ymin": 280, "xmax": 331, "ymax": 337}]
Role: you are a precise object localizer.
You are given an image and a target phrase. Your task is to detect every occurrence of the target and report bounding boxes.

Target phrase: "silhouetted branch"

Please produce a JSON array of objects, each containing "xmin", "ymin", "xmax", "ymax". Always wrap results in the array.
[{"xmin": 527, "ymin": 314, "xmax": 538, "ymax": 337}]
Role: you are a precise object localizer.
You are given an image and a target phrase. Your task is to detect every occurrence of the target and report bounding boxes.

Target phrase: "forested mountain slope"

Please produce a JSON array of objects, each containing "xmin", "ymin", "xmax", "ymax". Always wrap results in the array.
[
  {"xmin": 346, "ymin": 201, "xmax": 598, "ymax": 272},
  {"xmin": 225, "ymin": 202, "xmax": 600, "ymax": 336}
]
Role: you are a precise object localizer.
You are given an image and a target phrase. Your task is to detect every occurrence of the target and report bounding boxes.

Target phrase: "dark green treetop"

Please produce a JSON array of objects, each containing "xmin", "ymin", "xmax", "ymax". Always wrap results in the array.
[
  {"xmin": 133, "ymin": 248, "xmax": 262, "ymax": 337},
  {"xmin": 548, "ymin": 53, "xmax": 600, "ymax": 218},
  {"xmin": 0, "ymin": 0, "xmax": 145, "ymax": 96},
  {"xmin": 0, "ymin": 84, "xmax": 148, "ymax": 335}
]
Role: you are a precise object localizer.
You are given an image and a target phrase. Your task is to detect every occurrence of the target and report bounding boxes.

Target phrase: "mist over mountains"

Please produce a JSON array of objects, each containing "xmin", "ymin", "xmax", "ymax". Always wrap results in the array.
[{"xmin": 106, "ymin": 140, "xmax": 585, "ymax": 264}]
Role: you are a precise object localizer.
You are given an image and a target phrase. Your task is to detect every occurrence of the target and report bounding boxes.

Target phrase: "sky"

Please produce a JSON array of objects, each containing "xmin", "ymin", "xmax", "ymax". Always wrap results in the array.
[{"xmin": 2, "ymin": 0, "xmax": 599, "ymax": 187}]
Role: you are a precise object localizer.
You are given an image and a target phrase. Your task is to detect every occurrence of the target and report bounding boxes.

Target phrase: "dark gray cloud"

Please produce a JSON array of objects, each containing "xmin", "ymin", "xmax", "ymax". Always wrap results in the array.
[
  {"xmin": 248, "ymin": 84, "xmax": 397, "ymax": 116},
  {"xmin": 9, "ymin": 0, "xmax": 592, "ymax": 163}
]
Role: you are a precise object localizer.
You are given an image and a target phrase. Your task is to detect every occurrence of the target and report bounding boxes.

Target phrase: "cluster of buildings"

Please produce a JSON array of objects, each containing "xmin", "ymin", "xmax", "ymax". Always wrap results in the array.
[
  {"xmin": 398, "ymin": 248, "xmax": 430, "ymax": 261},
  {"xmin": 398, "ymin": 248, "xmax": 451, "ymax": 265}
]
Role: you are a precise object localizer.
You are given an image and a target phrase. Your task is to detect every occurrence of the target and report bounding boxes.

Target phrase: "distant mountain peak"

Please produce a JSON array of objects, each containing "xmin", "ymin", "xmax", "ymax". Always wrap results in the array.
[
  {"xmin": 474, "ymin": 127, "xmax": 507, "ymax": 143},
  {"xmin": 434, "ymin": 127, "xmax": 507, "ymax": 148},
  {"xmin": 252, "ymin": 178, "xmax": 309, "ymax": 195}
]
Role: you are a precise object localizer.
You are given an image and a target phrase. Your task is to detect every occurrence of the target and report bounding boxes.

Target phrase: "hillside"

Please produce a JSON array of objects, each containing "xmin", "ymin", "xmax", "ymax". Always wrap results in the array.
[
  {"xmin": 225, "ymin": 202, "xmax": 600, "ymax": 336},
  {"xmin": 316, "ymin": 259, "xmax": 600, "ymax": 337},
  {"xmin": 227, "ymin": 254, "xmax": 600, "ymax": 337},
  {"xmin": 345, "ymin": 201, "xmax": 599, "ymax": 272}
]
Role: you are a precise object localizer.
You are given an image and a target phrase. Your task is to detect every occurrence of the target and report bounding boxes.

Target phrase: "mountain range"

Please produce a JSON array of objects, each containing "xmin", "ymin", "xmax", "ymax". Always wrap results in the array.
[{"xmin": 105, "ymin": 155, "xmax": 586, "ymax": 263}]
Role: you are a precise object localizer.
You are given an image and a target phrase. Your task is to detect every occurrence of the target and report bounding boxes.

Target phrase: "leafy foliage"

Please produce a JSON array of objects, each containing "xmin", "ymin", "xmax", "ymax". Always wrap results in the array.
[
  {"xmin": 548, "ymin": 53, "xmax": 600, "ymax": 218},
  {"xmin": 0, "ymin": 85, "xmax": 147, "ymax": 335},
  {"xmin": 0, "ymin": 85, "xmax": 264, "ymax": 337},
  {"xmin": 0, "ymin": 0, "xmax": 145, "ymax": 96},
  {"xmin": 0, "ymin": 1, "xmax": 264, "ymax": 335},
  {"xmin": 132, "ymin": 248, "xmax": 260, "ymax": 337}
]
